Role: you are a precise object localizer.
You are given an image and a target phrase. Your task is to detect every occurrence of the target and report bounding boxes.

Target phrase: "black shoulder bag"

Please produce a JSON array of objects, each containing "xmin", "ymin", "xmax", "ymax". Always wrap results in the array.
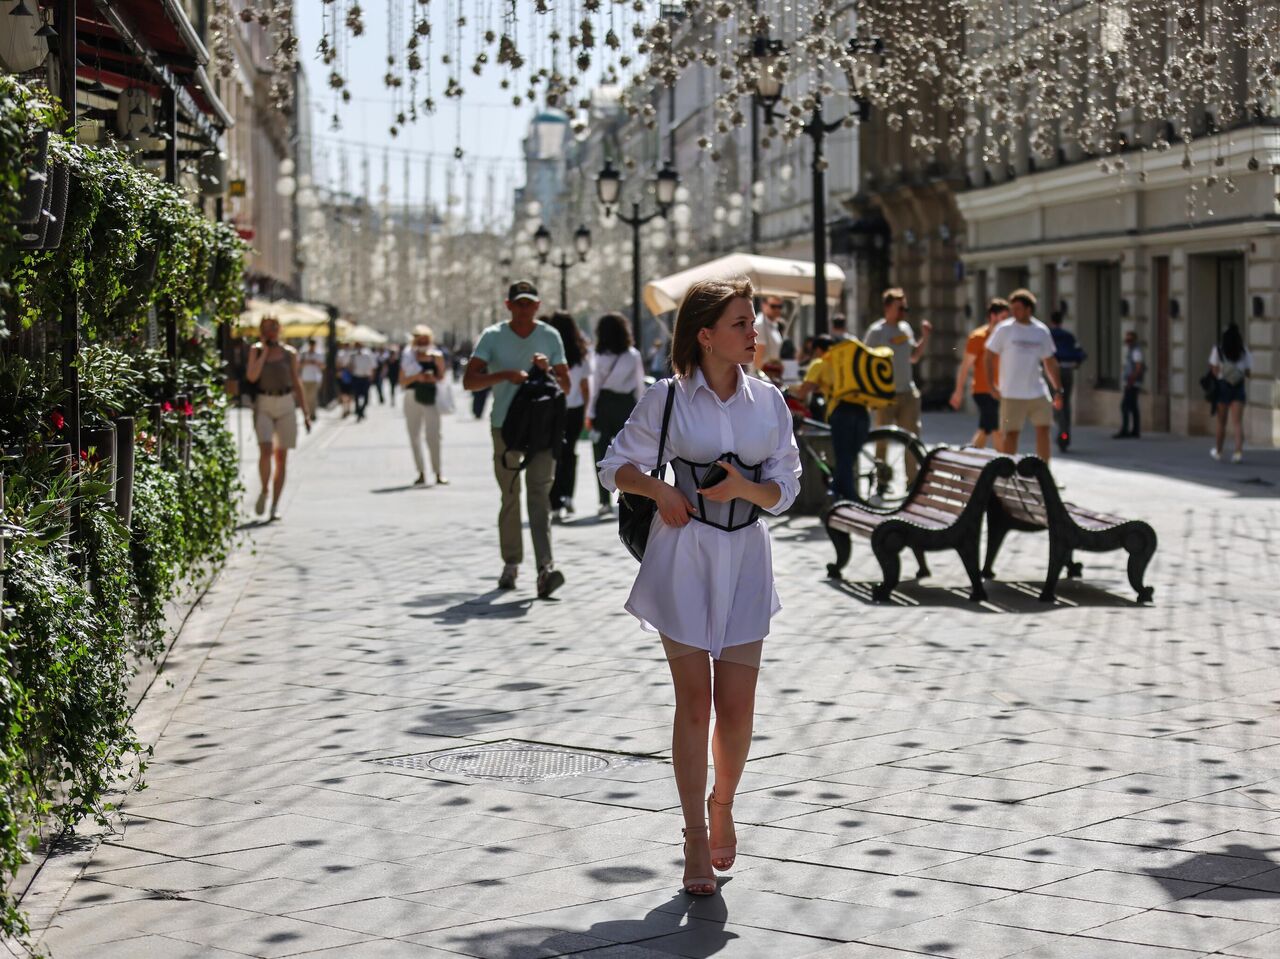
[{"xmin": 618, "ymin": 379, "xmax": 676, "ymax": 562}]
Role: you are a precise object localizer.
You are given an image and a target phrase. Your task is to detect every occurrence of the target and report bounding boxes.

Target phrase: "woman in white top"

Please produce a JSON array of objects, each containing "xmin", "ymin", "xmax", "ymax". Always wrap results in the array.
[
  {"xmin": 1209, "ymin": 323, "xmax": 1251, "ymax": 463},
  {"xmin": 547, "ymin": 311, "xmax": 591, "ymax": 520},
  {"xmin": 598, "ymin": 277, "xmax": 802, "ymax": 897},
  {"xmin": 589, "ymin": 312, "xmax": 646, "ymax": 516},
  {"xmin": 400, "ymin": 324, "xmax": 449, "ymax": 486}
]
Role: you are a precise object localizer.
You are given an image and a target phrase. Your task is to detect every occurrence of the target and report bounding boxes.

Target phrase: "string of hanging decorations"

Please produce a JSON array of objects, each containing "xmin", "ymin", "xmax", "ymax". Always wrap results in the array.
[{"xmin": 212, "ymin": 1, "xmax": 1280, "ymax": 181}]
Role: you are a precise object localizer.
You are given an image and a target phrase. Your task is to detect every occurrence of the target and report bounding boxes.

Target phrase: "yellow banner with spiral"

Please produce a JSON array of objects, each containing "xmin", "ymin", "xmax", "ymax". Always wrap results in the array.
[{"xmin": 824, "ymin": 338, "xmax": 896, "ymax": 409}]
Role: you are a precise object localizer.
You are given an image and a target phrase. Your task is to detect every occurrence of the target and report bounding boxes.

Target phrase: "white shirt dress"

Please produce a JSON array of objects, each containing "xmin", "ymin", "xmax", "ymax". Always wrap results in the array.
[{"xmin": 597, "ymin": 368, "xmax": 802, "ymax": 658}]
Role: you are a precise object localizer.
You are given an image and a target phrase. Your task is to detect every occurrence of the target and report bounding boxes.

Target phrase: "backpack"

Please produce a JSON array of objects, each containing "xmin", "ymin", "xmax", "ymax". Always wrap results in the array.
[
  {"xmin": 1220, "ymin": 352, "xmax": 1245, "ymax": 387},
  {"xmin": 501, "ymin": 366, "xmax": 566, "ymax": 473},
  {"xmin": 821, "ymin": 338, "xmax": 897, "ymax": 410}
]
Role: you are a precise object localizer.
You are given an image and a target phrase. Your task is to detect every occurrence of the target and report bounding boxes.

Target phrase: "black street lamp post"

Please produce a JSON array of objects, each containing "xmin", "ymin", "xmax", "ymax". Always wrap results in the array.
[
  {"xmin": 753, "ymin": 35, "xmax": 880, "ymax": 336},
  {"xmin": 534, "ymin": 223, "xmax": 592, "ymax": 310},
  {"xmin": 595, "ymin": 159, "xmax": 680, "ymax": 348}
]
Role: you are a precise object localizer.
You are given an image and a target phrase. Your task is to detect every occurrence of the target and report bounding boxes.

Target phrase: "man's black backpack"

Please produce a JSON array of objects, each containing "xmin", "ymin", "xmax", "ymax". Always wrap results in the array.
[{"xmin": 501, "ymin": 365, "xmax": 565, "ymax": 473}]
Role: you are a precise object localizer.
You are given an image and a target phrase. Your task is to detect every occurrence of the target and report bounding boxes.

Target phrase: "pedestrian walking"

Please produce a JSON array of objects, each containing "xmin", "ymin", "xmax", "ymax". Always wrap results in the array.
[
  {"xmin": 1049, "ymin": 311, "xmax": 1087, "ymax": 450},
  {"xmin": 371, "ymin": 348, "xmax": 387, "ymax": 405},
  {"xmin": 1209, "ymin": 323, "xmax": 1251, "ymax": 463},
  {"xmin": 788, "ymin": 334, "xmax": 871, "ymax": 500},
  {"xmin": 547, "ymin": 311, "xmax": 591, "ymax": 522},
  {"xmin": 830, "ymin": 314, "xmax": 850, "ymax": 341},
  {"xmin": 385, "ymin": 344, "xmax": 401, "ymax": 401},
  {"xmin": 752, "ymin": 294, "xmax": 786, "ymax": 370},
  {"xmin": 298, "ymin": 336, "xmax": 324, "ymax": 419},
  {"xmin": 462, "ymin": 281, "xmax": 570, "ymax": 598},
  {"xmin": 597, "ymin": 276, "xmax": 802, "ymax": 897},
  {"xmin": 984, "ymin": 289, "xmax": 1065, "ymax": 460},
  {"xmin": 335, "ymin": 342, "xmax": 354, "ymax": 418},
  {"xmin": 588, "ymin": 312, "xmax": 645, "ymax": 517},
  {"xmin": 401, "ymin": 325, "xmax": 449, "ymax": 487},
  {"xmin": 949, "ymin": 297, "xmax": 1009, "ymax": 449},
  {"xmin": 647, "ymin": 338, "xmax": 669, "ymax": 378},
  {"xmin": 348, "ymin": 342, "xmax": 377, "ymax": 421},
  {"xmin": 866, "ymin": 288, "xmax": 931, "ymax": 480},
  {"xmin": 1114, "ymin": 330, "xmax": 1145, "ymax": 439},
  {"xmin": 245, "ymin": 316, "xmax": 311, "ymax": 521}
]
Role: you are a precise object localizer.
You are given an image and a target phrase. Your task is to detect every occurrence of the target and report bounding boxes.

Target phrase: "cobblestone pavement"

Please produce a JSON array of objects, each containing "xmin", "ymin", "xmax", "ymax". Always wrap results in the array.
[{"xmin": 30, "ymin": 393, "xmax": 1280, "ymax": 958}]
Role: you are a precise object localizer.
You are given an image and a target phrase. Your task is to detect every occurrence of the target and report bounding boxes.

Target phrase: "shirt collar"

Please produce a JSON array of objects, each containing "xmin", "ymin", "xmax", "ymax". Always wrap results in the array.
[{"xmin": 681, "ymin": 364, "xmax": 750, "ymax": 403}]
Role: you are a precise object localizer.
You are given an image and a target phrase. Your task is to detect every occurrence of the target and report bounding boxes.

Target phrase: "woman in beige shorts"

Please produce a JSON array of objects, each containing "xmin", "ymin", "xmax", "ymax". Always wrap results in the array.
[
  {"xmin": 598, "ymin": 277, "xmax": 802, "ymax": 897},
  {"xmin": 246, "ymin": 317, "xmax": 311, "ymax": 520}
]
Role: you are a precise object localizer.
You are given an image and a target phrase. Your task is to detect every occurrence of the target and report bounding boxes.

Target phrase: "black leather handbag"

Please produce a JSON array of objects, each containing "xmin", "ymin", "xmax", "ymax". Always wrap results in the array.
[{"xmin": 618, "ymin": 379, "xmax": 676, "ymax": 562}]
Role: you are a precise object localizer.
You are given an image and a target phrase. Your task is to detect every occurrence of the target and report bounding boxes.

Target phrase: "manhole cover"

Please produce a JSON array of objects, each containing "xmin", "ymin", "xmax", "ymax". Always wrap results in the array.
[{"xmin": 370, "ymin": 740, "xmax": 647, "ymax": 783}]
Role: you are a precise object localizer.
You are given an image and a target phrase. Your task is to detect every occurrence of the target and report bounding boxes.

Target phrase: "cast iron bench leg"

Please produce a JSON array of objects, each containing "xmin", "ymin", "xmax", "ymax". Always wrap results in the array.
[
  {"xmin": 957, "ymin": 535, "xmax": 986, "ymax": 603},
  {"xmin": 1040, "ymin": 538, "xmax": 1069, "ymax": 602},
  {"xmin": 912, "ymin": 547, "xmax": 929, "ymax": 579},
  {"xmin": 826, "ymin": 523, "xmax": 852, "ymax": 580},
  {"xmin": 871, "ymin": 531, "xmax": 901, "ymax": 602},
  {"xmin": 982, "ymin": 513, "xmax": 1011, "ymax": 579},
  {"xmin": 1125, "ymin": 526, "xmax": 1157, "ymax": 604}
]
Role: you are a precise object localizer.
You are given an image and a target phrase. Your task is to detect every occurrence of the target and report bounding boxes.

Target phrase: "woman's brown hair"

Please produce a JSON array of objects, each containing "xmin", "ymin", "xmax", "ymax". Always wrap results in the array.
[{"xmin": 669, "ymin": 276, "xmax": 754, "ymax": 376}]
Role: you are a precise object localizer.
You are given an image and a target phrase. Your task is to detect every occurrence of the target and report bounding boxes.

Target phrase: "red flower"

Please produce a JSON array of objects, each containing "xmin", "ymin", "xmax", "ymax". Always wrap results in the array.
[
  {"xmin": 50, "ymin": 410, "xmax": 65, "ymax": 430},
  {"xmin": 162, "ymin": 401, "xmax": 174, "ymax": 413},
  {"xmin": 182, "ymin": 400, "xmax": 194, "ymax": 417}
]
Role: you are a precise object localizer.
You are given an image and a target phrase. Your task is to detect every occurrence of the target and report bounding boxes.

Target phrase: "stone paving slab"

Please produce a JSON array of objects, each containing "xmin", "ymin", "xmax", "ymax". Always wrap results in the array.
[{"xmin": 22, "ymin": 399, "xmax": 1280, "ymax": 958}]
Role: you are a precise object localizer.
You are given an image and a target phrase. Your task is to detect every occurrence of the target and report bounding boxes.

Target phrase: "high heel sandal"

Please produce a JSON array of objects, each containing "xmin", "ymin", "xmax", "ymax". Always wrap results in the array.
[
  {"xmin": 681, "ymin": 825, "xmax": 718, "ymax": 896},
  {"xmin": 707, "ymin": 791, "xmax": 737, "ymax": 872}
]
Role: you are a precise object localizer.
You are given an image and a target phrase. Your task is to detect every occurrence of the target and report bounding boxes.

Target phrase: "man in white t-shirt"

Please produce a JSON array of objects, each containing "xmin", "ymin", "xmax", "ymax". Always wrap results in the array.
[
  {"xmin": 348, "ymin": 342, "xmax": 378, "ymax": 421},
  {"xmin": 298, "ymin": 337, "xmax": 324, "ymax": 418},
  {"xmin": 752, "ymin": 295, "xmax": 785, "ymax": 370},
  {"xmin": 984, "ymin": 289, "xmax": 1064, "ymax": 460}
]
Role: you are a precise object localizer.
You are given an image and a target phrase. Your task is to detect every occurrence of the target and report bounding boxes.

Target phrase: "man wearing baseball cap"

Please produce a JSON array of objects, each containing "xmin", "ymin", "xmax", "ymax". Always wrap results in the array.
[{"xmin": 463, "ymin": 281, "xmax": 571, "ymax": 597}]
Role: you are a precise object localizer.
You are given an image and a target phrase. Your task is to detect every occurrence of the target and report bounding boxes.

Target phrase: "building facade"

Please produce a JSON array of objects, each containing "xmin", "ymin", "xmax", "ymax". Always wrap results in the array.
[{"xmin": 956, "ymin": 6, "xmax": 1280, "ymax": 446}]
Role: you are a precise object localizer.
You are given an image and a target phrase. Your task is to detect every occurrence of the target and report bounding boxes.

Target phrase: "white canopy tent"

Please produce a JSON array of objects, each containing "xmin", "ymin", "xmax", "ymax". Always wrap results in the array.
[{"xmin": 643, "ymin": 254, "xmax": 846, "ymax": 316}]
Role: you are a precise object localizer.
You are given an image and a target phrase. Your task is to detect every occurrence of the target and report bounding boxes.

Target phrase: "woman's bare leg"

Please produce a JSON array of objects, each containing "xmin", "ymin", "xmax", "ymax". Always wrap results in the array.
[
  {"xmin": 271, "ymin": 449, "xmax": 288, "ymax": 508},
  {"xmin": 666, "ymin": 647, "xmax": 714, "ymax": 892},
  {"xmin": 709, "ymin": 659, "xmax": 759, "ymax": 868},
  {"xmin": 1230, "ymin": 401, "xmax": 1245, "ymax": 456},
  {"xmin": 1215, "ymin": 404, "xmax": 1227, "ymax": 456}
]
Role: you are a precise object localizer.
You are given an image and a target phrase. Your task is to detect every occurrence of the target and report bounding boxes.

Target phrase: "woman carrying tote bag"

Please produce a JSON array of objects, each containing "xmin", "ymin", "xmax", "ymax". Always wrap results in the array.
[
  {"xmin": 400, "ymin": 325, "xmax": 450, "ymax": 487},
  {"xmin": 597, "ymin": 277, "xmax": 801, "ymax": 897}
]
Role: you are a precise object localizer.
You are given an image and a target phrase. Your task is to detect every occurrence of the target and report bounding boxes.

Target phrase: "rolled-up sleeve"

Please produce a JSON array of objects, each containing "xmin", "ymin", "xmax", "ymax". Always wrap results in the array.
[
  {"xmin": 597, "ymin": 380, "xmax": 670, "ymax": 492},
  {"xmin": 760, "ymin": 390, "xmax": 802, "ymax": 515}
]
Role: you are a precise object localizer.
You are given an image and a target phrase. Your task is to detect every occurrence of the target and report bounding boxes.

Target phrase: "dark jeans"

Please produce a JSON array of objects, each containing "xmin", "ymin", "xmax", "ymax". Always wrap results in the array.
[
  {"xmin": 1057, "ymin": 367, "xmax": 1076, "ymax": 437},
  {"xmin": 552, "ymin": 406, "xmax": 586, "ymax": 510},
  {"xmin": 472, "ymin": 388, "xmax": 490, "ymax": 420},
  {"xmin": 1121, "ymin": 386, "xmax": 1141, "ymax": 436},
  {"xmin": 829, "ymin": 402, "xmax": 870, "ymax": 502},
  {"xmin": 372, "ymin": 374, "xmax": 385, "ymax": 404},
  {"xmin": 387, "ymin": 363, "xmax": 400, "ymax": 399},
  {"xmin": 352, "ymin": 376, "xmax": 371, "ymax": 418}
]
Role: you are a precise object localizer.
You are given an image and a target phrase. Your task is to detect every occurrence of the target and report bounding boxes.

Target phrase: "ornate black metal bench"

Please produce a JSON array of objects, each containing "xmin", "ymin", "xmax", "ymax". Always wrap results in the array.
[
  {"xmin": 823, "ymin": 447, "xmax": 1016, "ymax": 602},
  {"xmin": 984, "ymin": 455, "xmax": 1157, "ymax": 603}
]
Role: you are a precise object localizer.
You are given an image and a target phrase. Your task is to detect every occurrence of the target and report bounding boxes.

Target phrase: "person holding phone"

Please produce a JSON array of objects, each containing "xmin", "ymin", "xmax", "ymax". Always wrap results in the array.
[
  {"xmin": 598, "ymin": 276, "xmax": 802, "ymax": 898},
  {"xmin": 245, "ymin": 316, "xmax": 311, "ymax": 521}
]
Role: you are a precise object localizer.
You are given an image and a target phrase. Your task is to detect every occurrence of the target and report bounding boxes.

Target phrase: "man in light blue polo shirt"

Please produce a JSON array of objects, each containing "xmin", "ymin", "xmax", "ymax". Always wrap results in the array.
[{"xmin": 463, "ymin": 280, "xmax": 570, "ymax": 597}]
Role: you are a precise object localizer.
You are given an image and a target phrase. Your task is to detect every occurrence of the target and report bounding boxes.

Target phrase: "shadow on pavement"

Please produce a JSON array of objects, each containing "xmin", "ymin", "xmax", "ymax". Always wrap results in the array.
[
  {"xmin": 827, "ymin": 576, "xmax": 1145, "ymax": 611},
  {"xmin": 370, "ymin": 483, "xmax": 430, "ymax": 494},
  {"xmin": 439, "ymin": 887, "xmax": 739, "ymax": 958},
  {"xmin": 409, "ymin": 591, "xmax": 535, "ymax": 623},
  {"xmin": 1142, "ymin": 842, "xmax": 1280, "ymax": 897}
]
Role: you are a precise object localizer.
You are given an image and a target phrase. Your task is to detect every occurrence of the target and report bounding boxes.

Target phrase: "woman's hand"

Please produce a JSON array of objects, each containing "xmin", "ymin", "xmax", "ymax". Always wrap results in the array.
[
  {"xmin": 655, "ymin": 483, "xmax": 697, "ymax": 527},
  {"xmin": 698, "ymin": 460, "xmax": 750, "ymax": 503}
]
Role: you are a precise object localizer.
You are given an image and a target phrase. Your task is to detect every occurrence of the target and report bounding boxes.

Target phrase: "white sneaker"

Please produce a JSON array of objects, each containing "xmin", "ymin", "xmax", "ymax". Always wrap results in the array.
[
  {"xmin": 1231, "ymin": 450, "xmax": 1243, "ymax": 464},
  {"xmin": 597, "ymin": 503, "xmax": 614, "ymax": 518},
  {"xmin": 1209, "ymin": 447, "xmax": 1221, "ymax": 461},
  {"xmin": 551, "ymin": 508, "xmax": 564, "ymax": 525}
]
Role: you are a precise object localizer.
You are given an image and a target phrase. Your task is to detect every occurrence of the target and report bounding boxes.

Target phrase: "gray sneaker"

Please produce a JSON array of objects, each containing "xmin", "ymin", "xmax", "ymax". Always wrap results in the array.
[
  {"xmin": 536, "ymin": 565, "xmax": 565, "ymax": 599},
  {"xmin": 498, "ymin": 564, "xmax": 518, "ymax": 590}
]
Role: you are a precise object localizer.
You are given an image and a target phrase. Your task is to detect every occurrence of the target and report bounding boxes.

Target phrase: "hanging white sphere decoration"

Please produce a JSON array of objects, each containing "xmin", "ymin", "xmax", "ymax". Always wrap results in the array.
[
  {"xmin": 779, "ymin": 164, "xmax": 793, "ymax": 182},
  {"xmin": 279, "ymin": 157, "xmax": 296, "ymax": 176},
  {"xmin": 276, "ymin": 175, "xmax": 297, "ymax": 197}
]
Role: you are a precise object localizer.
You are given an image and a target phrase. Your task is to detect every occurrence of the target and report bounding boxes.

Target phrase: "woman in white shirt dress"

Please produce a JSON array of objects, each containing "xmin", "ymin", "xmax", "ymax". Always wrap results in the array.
[{"xmin": 598, "ymin": 277, "xmax": 802, "ymax": 897}]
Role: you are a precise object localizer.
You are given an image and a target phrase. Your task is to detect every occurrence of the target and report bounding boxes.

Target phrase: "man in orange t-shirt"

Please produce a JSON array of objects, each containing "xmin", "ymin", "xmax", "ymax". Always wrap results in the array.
[{"xmin": 950, "ymin": 297, "xmax": 1009, "ymax": 448}]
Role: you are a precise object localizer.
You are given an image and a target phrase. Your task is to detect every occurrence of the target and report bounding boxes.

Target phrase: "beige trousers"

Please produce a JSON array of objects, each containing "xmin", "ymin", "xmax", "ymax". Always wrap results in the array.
[
  {"xmin": 875, "ymin": 388, "xmax": 923, "ymax": 482},
  {"xmin": 301, "ymin": 381, "xmax": 320, "ymax": 419},
  {"xmin": 404, "ymin": 393, "xmax": 442, "ymax": 477},
  {"xmin": 491, "ymin": 428, "xmax": 555, "ymax": 569}
]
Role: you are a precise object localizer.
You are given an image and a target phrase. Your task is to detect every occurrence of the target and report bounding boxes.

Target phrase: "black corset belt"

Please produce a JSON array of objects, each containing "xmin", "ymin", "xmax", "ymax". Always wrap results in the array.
[{"xmin": 669, "ymin": 455, "xmax": 764, "ymax": 532}]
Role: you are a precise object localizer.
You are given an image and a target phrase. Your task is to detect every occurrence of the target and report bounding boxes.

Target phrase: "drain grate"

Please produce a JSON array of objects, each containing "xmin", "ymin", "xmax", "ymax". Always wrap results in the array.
[{"xmin": 371, "ymin": 740, "xmax": 647, "ymax": 783}]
